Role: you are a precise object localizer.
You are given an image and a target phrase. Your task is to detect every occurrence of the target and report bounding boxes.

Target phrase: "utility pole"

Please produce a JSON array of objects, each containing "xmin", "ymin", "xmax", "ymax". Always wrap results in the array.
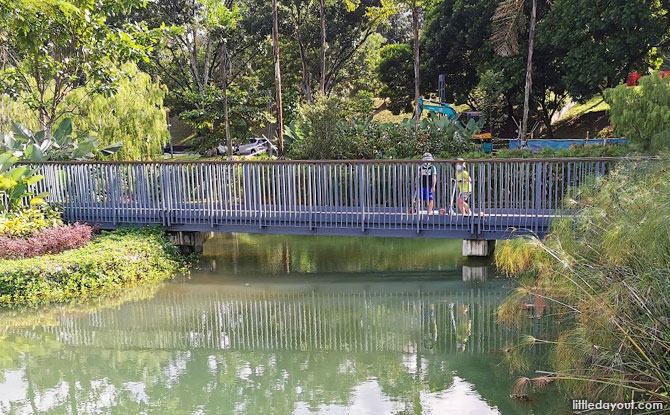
[{"xmin": 272, "ymin": 0, "xmax": 284, "ymax": 157}]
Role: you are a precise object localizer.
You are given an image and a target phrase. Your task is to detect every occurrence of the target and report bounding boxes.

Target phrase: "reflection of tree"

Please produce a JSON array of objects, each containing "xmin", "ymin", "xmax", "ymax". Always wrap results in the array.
[{"xmin": 203, "ymin": 233, "xmax": 465, "ymax": 274}]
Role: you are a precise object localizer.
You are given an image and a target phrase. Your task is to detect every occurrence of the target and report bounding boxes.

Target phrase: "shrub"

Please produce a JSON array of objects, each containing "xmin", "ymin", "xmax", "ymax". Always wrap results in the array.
[
  {"xmin": 286, "ymin": 95, "xmax": 477, "ymax": 160},
  {"xmin": 0, "ymin": 205, "xmax": 63, "ymax": 238},
  {"xmin": 0, "ymin": 227, "xmax": 187, "ymax": 307},
  {"xmin": 0, "ymin": 223, "xmax": 93, "ymax": 260},
  {"xmin": 604, "ymin": 72, "xmax": 670, "ymax": 152}
]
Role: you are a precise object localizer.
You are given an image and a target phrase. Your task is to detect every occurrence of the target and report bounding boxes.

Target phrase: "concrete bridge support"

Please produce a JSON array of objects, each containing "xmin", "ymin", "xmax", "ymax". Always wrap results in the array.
[
  {"xmin": 462, "ymin": 239, "xmax": 496, "ymax": 257},
  {"xmin": 167, "ymin": 231, "xmax": 214, "ymax": 254}
]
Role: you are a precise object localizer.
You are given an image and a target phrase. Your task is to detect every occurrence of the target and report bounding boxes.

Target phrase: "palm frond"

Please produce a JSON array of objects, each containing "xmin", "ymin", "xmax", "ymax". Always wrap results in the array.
[{"xmin": 490, "ymin": 0, "xmax": 524, "ymax": 57}]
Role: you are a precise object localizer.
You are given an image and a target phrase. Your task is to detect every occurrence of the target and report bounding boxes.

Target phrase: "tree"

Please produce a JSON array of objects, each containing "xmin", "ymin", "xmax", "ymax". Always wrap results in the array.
[
  {"xmin": 491, "ymin": 0, "xmax": 538, "ymax": 142},
  {"xmin": 421, "ymin": 0, "xmax": 499, "ymax": 106},
  {"xmin": 281, "ymin": 0, "xmax": 391, "ymax": 100},
  {"xmin": 67, "ymin": 63, "xmax": 170, "ymax": 160},
  {"xmin": 319, "ymin": 0, "xmax": 327, "ymax": 95},
  {"xmin": 377, "ymin": 44, "xmax": 414, "ymax": 114},
  {"xmin": 1, "ymin": 63, "xmax": 169, "ymax": 160},
  {"xmin": 538, "ymin": 0, "xmax": 670, "ymax": 100},
  {"xmin": 131, "ymin": 0, "xmax": 271, "ymax": 155},
  {"xmin": 273, "ymin": 0, "xmax": 285, "ymax": 156},
  {"xmin": 0, "ymin": 0, "xmax": 148, "ymax": 139},
  {"xmin": 411, "ymin": 0, "xmax": 422, "ymax": 130}
]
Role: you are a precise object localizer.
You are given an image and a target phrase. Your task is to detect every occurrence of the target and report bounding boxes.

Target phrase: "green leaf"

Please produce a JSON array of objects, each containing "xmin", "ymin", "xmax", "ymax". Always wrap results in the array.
[
  {"xmin": 53, "ymin": 118, "xmax": 73, "ymax": 143},
  {"xmin": 24, "ymin": 175, "xmax": 44, "ymax": 185},
  {"xmin": 24, "ymin": 144, "xmax": 46, "ymax": 162},
  {"xmin": 99, "ymin": 142, "xmax": 123, "ymax": 156},
  {"xmin": 11, "ymin": 123, "xmax": 34, "ymax": 140},
  {"xmin": 6, "ymin": 166, "xmax": 28, "ymax": 181}
]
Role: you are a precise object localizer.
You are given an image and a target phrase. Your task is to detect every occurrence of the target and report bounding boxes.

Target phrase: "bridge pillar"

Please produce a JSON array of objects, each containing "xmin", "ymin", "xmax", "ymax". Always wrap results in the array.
[
  {"xmin": 167, "ymin": 231, "xmax": 214, "ymax": 254},
  {"xmin": 462, "ymin": 239, "xmax": 496, "ymax": 257}
]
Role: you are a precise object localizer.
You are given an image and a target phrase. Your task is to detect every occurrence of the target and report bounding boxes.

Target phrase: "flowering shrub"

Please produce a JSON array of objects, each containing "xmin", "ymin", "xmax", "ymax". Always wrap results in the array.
[
  {"xmin": 0, "ymin": 223, "xmax": 93, "ymax": 259},
  {"xmin": 0, "ymin": 227, "xmax": 187, "ymax": 307},
  {"xmin": 0, "ymin": 205, "xmax": 63, "ymax": 238}
]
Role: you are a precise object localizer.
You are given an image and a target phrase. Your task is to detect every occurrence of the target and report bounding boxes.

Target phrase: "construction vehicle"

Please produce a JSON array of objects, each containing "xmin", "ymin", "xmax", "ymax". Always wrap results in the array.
[{"xmin": 417, "ymin": 74, "xmax": 493, "ymax": 151}]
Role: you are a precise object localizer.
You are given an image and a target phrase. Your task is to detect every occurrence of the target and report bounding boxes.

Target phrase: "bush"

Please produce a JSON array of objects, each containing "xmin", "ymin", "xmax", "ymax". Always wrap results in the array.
[
  {"xmin": 0, "ymin": 223, "xmax": 93, "ymax": 260},
  {"xmin": 0, "ymin": 227, "xmax": 187, "ymax": 307},
  {"xmin": 286, "ymin": 95, "xmax": 477, "ymax": 160},
  {"xmin": 0, "ymin": 205, "xmax": 63, "ymax": 237},
  {"xmin": 604, "ymin": 72, "xmax": 670, "ymax": 152}
]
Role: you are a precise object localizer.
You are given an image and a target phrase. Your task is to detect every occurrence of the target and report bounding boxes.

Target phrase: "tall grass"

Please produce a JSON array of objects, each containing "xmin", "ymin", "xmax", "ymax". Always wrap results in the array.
[{"xmin": 496, "ymin": 159, "xmax": 670, "ymax": 404}]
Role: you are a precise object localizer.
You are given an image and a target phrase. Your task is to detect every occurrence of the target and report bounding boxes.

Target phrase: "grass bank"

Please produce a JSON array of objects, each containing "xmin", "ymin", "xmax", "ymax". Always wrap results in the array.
[
  {"xmin": 0, "ymin": 227, "xmax": 188, "ymax": 307},
  {"xmin": 495, "ymin": 159, "xmax": 670, "ymax": 404}
]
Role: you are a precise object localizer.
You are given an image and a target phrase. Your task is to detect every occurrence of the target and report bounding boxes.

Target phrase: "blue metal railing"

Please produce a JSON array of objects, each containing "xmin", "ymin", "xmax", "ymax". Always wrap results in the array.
[{"xmin": 28, "ymin": 158, "xmax": 631, "ymax": 239}]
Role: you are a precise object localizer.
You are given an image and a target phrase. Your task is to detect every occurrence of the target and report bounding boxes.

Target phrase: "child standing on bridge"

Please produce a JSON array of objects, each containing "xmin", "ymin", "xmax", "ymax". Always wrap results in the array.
[
  {"xmin": 418, "ymin": 153, "xmax": 437, "ymax": 214},
  {"xmin": 456, "ymin": 158, "xmax": 472, "ymax": 215}
]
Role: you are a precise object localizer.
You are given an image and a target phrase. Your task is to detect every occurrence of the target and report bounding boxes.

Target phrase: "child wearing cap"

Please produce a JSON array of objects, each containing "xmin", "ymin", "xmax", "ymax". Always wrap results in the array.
[{"xmin": 419, "ymin": 153, "xmax": 437, "ymax": 214}]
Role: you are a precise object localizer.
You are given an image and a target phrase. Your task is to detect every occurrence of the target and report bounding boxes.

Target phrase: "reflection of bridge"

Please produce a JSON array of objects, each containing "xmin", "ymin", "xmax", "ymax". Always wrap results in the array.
[
  {"xmin": 31, "ymin": 158, "xmax": 619, "ymax": 240},
  {"xmin": 34, "ymin": 281, "xmax": 544, "ymax": 354}
]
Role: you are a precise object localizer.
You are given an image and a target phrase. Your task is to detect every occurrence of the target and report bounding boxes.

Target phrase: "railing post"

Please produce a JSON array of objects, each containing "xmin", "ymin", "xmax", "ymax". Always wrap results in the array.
[
  {"xmin": 359, "ymin": 164, "xmax": 366, "ymax": 232},
  {"xmin": 534, "ymin": 162, "xmax": 543, "ymax": 233}
]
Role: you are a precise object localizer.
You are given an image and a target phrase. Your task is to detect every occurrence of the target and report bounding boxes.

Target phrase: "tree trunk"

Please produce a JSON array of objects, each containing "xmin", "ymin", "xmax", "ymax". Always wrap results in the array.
[
  {"xmin": 223, "ymin": 79, "xmax": 232, "ymax": 159},
  {"xmin": 272, "ymin": 0, "xmax": 284, "ymax": 157},
  {"xmin": 519, "ymin": 0, "xmax": 537, "ymax": 143},
  {"xmin": 319, "ymin": 0, "xmax": 327, "ymax": 96},
  {"xmin": 412, "ymin": 2, "xmax": 420, "ymax": 132},
  {"xmin": 220, "ymin": 45, "xmax": 233, "ymax": 160},
  {"xmin": 540, "ymin": 99, "xmax": 554, "ymax": 139}
]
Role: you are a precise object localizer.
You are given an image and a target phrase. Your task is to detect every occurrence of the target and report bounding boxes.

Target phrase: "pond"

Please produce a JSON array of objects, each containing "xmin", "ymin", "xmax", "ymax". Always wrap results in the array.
[{"xmin": 0, "ymin": 234, "xmax": 564, "ymax": 414}]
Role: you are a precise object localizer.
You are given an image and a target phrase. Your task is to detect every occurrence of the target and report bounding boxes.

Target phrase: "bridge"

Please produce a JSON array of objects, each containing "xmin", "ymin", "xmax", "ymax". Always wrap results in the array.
[{"xmin": 30, "ymin": 158, "xmax": 619, "ymax": 244}]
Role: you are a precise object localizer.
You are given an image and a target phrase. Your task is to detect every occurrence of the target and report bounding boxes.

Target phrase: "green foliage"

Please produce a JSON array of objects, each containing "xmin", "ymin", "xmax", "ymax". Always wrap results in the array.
[
  {"xmin": 0, "ymin": 205, "xmax": 63, "ymax": 238},
  {"xmin": 495, "ymin": 159, "xmax": 670, "ymax": 403},
  {"xmin": 377, "ymin": 43, "xmax": 414, "ymax": 114},
  {"xmin": 286, "ymin": 95, "xmax": 477, "ymax": 159},
  {"xmin": 0, "ymin": 0, "xmax": 152, "ymax": 135},
  {"xmin": 0, "ymin": 227, "xmax": 188, "ymax": 307},
  {"xmin": 421, "ymin": 0, "xmax": 499, "ymax": 103},
  {"xmin": 0, "ymin": 118, "xmax": 121, "ymax": 161},
  {"xmin": 65, "ymin": 63, "xmax": 170, "ymax": 161},
  {"xmin": 470, "ymin": 70, "xmax": 508, "ymax": 134},
  {"xmin": 0, "ymin": 152, "xmax": 47, "ymax": 213},
  {"xmin": 604, "ymin": 73, "xmax": 670, "ymax": 152},
  {"xmin": 460, "ymin": 143, "xmax": 633, "ymax": 160},
  {"xmin": 538, "ymin": 0, "xmax": 670, "ymax": 100}
]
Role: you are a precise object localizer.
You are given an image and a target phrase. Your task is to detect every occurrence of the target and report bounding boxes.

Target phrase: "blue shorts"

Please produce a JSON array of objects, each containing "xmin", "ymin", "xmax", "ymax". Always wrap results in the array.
[
  {"xmin": 459, "ymin": 192, "xmax": 471, "ymax": 202},
  {"xmin": 421, "ymin": 188, "xmax": 434, "ymax": 201}
]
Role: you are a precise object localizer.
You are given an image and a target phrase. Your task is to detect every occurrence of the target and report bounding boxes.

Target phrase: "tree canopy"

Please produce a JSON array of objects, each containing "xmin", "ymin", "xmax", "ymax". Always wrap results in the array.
[{"xmin": 0, "ymin": 0, "xmax": 669, "ymax": 158}]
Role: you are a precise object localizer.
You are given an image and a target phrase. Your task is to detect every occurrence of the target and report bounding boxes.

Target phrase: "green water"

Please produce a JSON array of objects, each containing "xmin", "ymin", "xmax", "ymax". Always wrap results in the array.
[{"xmin": 0, "ymin": 234, "xmax": 565, "ymax": 414}]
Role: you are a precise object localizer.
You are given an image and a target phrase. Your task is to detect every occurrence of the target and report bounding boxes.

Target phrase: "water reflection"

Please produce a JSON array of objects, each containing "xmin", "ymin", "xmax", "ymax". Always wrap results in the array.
[
  {"xmin": 204, "ymin": 233, "xmax": 465, "ymax": 274},
  {"xmin": 0, "ymin": 234, "xmax": 562, "ymax": 414}
]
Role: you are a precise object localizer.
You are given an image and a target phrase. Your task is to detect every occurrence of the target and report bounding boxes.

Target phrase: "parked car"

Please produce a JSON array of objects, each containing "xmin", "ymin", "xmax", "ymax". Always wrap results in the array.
[{"xmin": 218, "ymin": 137, "xmax": 277, "ymax": 157}]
